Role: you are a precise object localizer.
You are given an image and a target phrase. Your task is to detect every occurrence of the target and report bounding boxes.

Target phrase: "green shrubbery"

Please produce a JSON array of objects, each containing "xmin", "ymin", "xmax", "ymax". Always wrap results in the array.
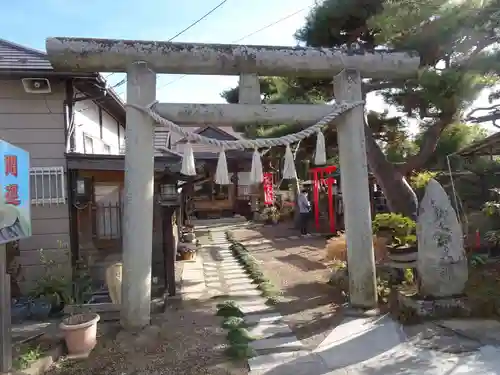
[
  {"xmin": 226, "ymin": 231, "xmax": 281, "ymax": 305},
  {"xmin": 216, "ymin": 300, "xmax": 256, "ymax": 359}
]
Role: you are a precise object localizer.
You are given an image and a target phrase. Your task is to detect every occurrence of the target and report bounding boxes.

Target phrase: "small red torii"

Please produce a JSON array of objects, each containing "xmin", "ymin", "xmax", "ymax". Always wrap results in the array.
[{"xmin": 309, "ymin": 165, "xmax": 337, "ymax": 233}]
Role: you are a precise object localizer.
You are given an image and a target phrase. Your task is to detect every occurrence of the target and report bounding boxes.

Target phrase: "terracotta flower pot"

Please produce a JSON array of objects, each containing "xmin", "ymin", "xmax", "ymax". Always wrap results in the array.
[
  {"xmin": 180, "ymin": 252, "xmax": 196, "ymax": 261},
  {"xmin": 60, "ymin": 313, "xmax": 100, "ymax": 356}
]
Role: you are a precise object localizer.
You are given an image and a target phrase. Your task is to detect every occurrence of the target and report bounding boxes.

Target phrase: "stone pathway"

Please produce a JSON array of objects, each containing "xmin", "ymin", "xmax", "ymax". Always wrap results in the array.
[
  {"xmin": 208, "ymin": 230, "xmax": 307, "ymax": 368},
  {"xmin": 180, "ymin": 221, "xmax": 307, "ymax": 374},
  {"xmin": 182, "ymin": 220, "xmax": 500, "ymax": 374}
]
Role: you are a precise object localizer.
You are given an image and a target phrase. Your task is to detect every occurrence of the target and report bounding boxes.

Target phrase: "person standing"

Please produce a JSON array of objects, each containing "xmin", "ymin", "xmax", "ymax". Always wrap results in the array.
[{"xmin": 297, "ymin": 189, "xmax": 311, "ymax": 235}]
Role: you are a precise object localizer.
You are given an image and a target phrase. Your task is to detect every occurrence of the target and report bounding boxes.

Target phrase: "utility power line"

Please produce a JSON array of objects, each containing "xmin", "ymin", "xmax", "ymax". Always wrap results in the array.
[
  {"xmin": 153, "ymin": 4, "xmax": 314, "ymax": 93},
  {"xmin": 111, "ymin": 0, "xmax": 229, "ymax": 91}
]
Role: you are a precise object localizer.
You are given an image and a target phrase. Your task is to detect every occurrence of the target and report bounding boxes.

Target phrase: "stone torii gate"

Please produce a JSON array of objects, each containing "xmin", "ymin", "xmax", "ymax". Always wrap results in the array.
[{"xmin": 46, "ymin": 38, "xmax": 420, "ymax": 330}]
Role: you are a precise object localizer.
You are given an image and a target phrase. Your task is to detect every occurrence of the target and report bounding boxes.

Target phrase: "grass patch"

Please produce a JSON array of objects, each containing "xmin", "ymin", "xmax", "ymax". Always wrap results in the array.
[
  {"xmin": 221, "ymin": 316, "xmax": 248, "ymax": 329},
  {"xmin": 216, "ymin": 300, "xmax": 244, "ymax": 318},
  {"xmin": 225, "ymin": 344, "xmax": 257, "ymax": 359},
  {"xmin": 226, "ymin": 230, "xmax": 281, "ymax": 304},
  {"xmin": 227, "ymin": 327, "xmax": 256, "ymax": 345},
  {"xmin": 12, "ymin": 345, "xmax": 43, "ymax": 370}
]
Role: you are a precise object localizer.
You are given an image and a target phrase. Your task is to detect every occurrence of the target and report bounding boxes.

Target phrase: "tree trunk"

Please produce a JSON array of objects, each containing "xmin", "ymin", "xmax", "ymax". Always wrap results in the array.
[{"xmin": 364, "ymin": 123, "xmax": 419, "ymax": 219}]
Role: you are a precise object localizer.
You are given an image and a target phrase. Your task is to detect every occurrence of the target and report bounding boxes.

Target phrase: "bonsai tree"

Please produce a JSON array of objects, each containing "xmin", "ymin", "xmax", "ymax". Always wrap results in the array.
[{"xmin": 373, "ymin": 213, "xmax": 417, "ymax": 250}]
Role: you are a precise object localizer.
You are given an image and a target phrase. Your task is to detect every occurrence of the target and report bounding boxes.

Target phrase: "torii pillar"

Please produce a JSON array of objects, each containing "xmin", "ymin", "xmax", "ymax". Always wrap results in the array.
[
  {"xmin": 334, "ymin": 70, "xmax": 377, "ymax": 308},
  {"xmin": 121, "ymin": 62, "xmax": 156, "ymax": 329},
  {"xmin": 238, "ymin": 74, "xmax": 261, "ymax": 219}
]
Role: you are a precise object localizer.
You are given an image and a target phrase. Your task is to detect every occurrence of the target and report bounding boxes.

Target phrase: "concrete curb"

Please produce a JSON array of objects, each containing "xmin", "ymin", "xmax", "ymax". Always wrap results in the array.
[{"xmin": 433, "ymin": 322, "xmax": 499, "ymax": 346}]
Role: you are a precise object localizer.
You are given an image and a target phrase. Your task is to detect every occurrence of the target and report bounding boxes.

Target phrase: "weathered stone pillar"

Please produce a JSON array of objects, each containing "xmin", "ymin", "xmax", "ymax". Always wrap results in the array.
[
  {"xmin": 334, "ymin": 69, "xmax": 377, "ymax": 308},
  {"xmin": 238, "ymin": 74, "xmax": 261, "ymax": 219},
  {"xmin": 121, "ymin": 62, "xmax": 156, "ymax": 329}
]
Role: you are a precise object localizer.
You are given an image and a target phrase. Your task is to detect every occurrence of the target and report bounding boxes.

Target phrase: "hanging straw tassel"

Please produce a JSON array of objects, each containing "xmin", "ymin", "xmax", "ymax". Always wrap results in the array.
[
  {"xmin": 215, "ymin": 149, "xmax": 230, "ymax": 185},
  {"xmin": 282, "ymin": 144, "xmax": 297, "ymax": 179},
  {"xmin": 181, "ymin": 142, "xmax": 197, "ymax": 176},
  {"xmin": 250, "ymin": 148, "xmax": 263, "ymax": 184},
  {"xmin": 314, "ymin": 131, "xmax": 327, "ymax": 165}
]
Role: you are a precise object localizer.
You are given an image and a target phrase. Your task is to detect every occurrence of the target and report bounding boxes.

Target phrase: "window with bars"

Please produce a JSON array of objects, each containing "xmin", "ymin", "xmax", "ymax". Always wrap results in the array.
[
  {"xmin": 30, "ymin": 167, "xmax": 66, "ymax": 205},
  {"xmin": 94, "ymin": 183, "xmax": 122, "ymax": 239},
  {"xmin": 83, "ymin": 134, "xmax": 94, "ymax": 154}
]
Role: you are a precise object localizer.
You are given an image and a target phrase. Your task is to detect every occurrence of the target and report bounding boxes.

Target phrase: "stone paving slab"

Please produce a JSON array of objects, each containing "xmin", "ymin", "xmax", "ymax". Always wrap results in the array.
[
  {"xmin": 218, "ymin": 270, "xmax": 249, "ymax": 276},
  {"xmin": 205, "ymin": 268, "xmax": 243, "ymax": 274},
  {"xmin": 204, "ymin": 276, "xmax": 220, "ymax": 283},
  {"xmin": 220, "ymin": 273, "xmax": 253, "ymax": 280},
  {"xmin": 436, "ymin": 319, "xmax": 500, "ymax": 346},
  {"xmin": 228, "ymin": 289, "xmax": 262, "ymax": 297},
  {"xmin": 249, "ymin": 323, "xmax": 293, "ymax": 338},
  {"xmin": 224, "ymin": 277, "xmax": 255, "ymax": 285},
  {"xmin": 205, "ymin": 282, "xmax": 222, "ymax": 288},
  {"xmin": 239, "ymin": 303, "xmax": 271, "ymax": 314},
  {"xmin": 250, "ymin": 336, "xmax": 304, "ymax": 351},
  {"xmin": 225, "ymin": 283, "xmax": 258, "ymax": 292},
  {"xmin": 245, "ymin": 312, "xmax": 283, "ymax": 325},
  {"xmin": 250, "ymin": 356, "xmax": 330, "ymax": 375},
  {"xmin": 248, "ymin": 350, "xmax": 311, "ymax": 372},
  {"xmin": 314, "ymin": 315, "xmax": 405, "ymax": 370}
]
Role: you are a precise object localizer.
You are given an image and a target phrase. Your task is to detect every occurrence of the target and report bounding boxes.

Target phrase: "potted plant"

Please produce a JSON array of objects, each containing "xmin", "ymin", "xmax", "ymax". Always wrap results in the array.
[
  {"xmin": 11, "ymin": 297, "xmax": 30, "ymax": 324},
  {"xmin": 372, "ymin": 213, "xmax": 397, "ymax": 239},
  {"xmin": 178, "ymin": 244, "xmax": 197, "ymax": 261},
  {"xmin": 260, "ymin": 206, "xmax": 280, "ymax": 225},
  {"xmin": 373, "ymin": 213, "xmax": 417, "ymax": 262},
  {"xmin": 30, "ymin": 296, "xmax": 52, "ymax": 321},
  {"xmin": 30, "ymin": 250, "xmax": 72, "ymax": 316},
  {"xmin": 482, "ymin": 189, "xmax": 500, "ymax": 255},
  {"xmin": 184, "ymin": 222, "xmax": 195, "ymax": 233},
  {"xmin": 182, "ymin": 229, "xmax": 196, "ymax": 243},
  {"xmin": 267, "ymin": 206, "xmax": 280, "ymax": 225},
  {"xmin": 60, "ymin": 311, "xmax": 100, "ymax": 356},
  {"xmin": 60, "ymin": 264, "xmax": 98, "ymax": 356}
]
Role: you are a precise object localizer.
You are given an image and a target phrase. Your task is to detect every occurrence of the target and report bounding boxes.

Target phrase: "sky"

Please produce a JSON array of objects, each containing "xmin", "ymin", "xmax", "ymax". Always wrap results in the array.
[
  {"xmin": 1, "ymin": 0, "xmax": 315, "ymax": 103},
  {"xmin": 1, "ymin": 0, "xmax": 497, "ymax": 134}
]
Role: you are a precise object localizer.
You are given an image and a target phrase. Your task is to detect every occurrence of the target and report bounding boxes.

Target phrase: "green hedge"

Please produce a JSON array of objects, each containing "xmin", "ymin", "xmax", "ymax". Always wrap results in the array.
[{"xmin": 226, "ymin": 231, "xmax": 280, "ymax": 305}]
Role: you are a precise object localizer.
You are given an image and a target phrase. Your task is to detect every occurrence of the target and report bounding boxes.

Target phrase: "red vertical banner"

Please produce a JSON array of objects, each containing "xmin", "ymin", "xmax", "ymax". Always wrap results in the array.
[{"xmin": 263, "ymin": 172, "xmax": 274, "ymax": 205}]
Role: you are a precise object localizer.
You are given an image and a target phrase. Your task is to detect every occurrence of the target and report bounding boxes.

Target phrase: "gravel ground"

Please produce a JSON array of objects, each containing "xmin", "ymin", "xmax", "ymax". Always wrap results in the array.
[
  {"xmin": 46, "ymin": 248, "xmax": 247, "ymax": 375},
  {"xmin": 47, "ymin": 298, "xmax": 249, "ymax": 375},
  {"xmin": 233, "ymin": 225, "xmax": 345, "ymax": 350}
]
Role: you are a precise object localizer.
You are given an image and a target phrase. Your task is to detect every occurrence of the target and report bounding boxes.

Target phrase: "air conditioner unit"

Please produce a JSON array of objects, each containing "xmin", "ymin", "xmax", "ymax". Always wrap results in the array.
[{"xmin": 21, "ymin": 78, "xmax": 52, "ymax": 94}]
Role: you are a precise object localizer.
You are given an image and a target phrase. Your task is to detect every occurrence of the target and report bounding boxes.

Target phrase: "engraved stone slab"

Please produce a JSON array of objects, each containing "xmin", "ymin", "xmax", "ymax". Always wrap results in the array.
[{"xmin": 417, "ymin": 179, "xmax": 468, "ymax": 297}]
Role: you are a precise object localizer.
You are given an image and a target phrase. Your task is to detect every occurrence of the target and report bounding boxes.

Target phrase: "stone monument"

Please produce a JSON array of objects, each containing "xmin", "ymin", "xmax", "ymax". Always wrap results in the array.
[{"xmin": 417, "ymin": 179, "xmax": 468, "ymax": 298}]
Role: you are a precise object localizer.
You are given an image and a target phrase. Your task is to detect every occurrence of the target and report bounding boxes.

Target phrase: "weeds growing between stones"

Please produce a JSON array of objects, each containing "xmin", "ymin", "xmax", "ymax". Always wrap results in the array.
[{"xmin": 225, "ymin": 231, "xmax": 282, "ymax": 304}]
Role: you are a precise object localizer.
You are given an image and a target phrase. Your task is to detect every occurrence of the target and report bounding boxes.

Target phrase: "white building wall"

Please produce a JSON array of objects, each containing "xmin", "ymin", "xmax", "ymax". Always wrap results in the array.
[{"xmin": 73, "ymin": 96, "xmax": 125, "ymax": 154}]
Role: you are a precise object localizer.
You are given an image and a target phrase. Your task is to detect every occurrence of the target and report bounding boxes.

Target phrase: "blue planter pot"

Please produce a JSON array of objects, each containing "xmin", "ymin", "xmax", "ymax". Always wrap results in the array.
[
  {"xmin": 11, "ymin": 301, "xmax": 30, "ymax": 324},
  {"xmin": 30, "ymin": 298, "xmax": 52, "ymax": 321}
]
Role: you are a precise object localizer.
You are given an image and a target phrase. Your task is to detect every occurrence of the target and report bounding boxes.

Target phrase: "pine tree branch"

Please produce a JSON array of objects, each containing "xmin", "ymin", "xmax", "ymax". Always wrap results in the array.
[
  {"xmin": 465, "ymin": 104, "xmax": 500, "ymax": 121},
  {"xmin": 399, "ymin": 111, "xmax": 455, "ymax": 175}
]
